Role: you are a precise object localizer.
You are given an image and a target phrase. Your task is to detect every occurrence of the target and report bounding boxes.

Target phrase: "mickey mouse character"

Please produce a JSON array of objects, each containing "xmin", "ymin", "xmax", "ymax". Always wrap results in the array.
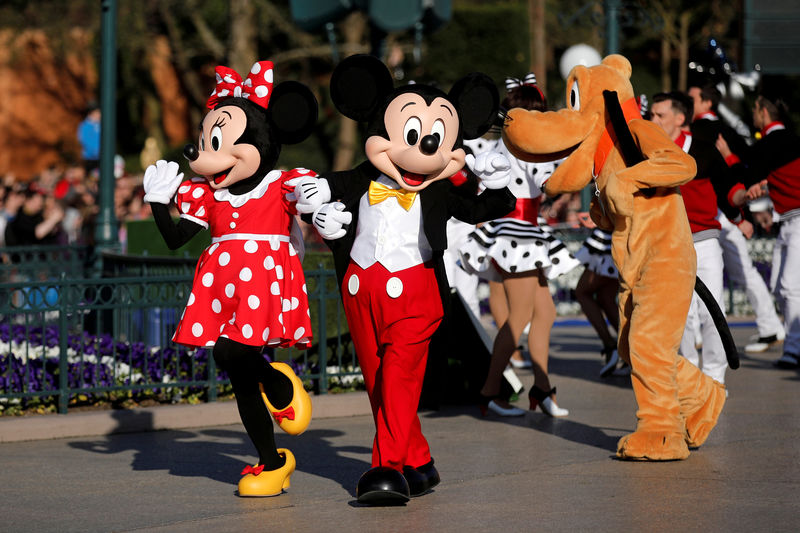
[
  {"xmin": 143, "ymin": 60, "xmax": 317, "ymax": 496},
  {"xmin": 292, "ymin": 54, "xmax": 516, "ymax": 504}
]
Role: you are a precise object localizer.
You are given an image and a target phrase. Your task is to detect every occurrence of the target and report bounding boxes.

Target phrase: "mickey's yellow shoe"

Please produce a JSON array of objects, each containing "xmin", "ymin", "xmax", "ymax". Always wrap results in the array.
[
  {"xmin": 238, "ymin": 448, "xmax": 296, "ymax": 497},
  {"xmin": 260, "ymin": 362, "xmax": 312, "ymax": 435}
]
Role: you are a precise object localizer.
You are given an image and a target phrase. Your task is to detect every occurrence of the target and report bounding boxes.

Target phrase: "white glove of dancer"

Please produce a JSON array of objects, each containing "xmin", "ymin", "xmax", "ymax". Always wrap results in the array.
[
  {"xmin": 312, "ymin": 202, "xmax": 352, "ymax": 240},
  {"xmin": 286, "ymin": 176, "xmax": 331, "ymax": 214},
  {"xmin": 466, "ymin": 151, "xmax": 511, "ymax": 189},
  {"xmin": 143, "ymin": 160, "xmax": 184, "ymax": 204}
]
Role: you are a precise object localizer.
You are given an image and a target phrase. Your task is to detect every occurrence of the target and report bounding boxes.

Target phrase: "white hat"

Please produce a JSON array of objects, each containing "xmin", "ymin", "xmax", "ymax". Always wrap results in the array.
[{"xmin": 748, "ymin": 197, "xmax": 773, "ymax": 213}]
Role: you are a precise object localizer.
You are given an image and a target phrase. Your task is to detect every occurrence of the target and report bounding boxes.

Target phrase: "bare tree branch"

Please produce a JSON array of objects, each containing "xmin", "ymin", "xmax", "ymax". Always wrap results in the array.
[
  {"xmin": 253, "ymin": 0, "xmax": 317, "ymax": 49},
  {"xmin": 186, "ymin": 0, "xmax": 226, "ymax": 61}
]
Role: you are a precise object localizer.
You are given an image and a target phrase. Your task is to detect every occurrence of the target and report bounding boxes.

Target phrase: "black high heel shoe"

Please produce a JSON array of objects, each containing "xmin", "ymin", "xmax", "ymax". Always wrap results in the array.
[
  {"xmin": 600, "ymin": 346, "xmax": 619, "ymax": 378},
  {"xmin": 528, "ymin": 386, "xmax": 569, "ymax": 417}
]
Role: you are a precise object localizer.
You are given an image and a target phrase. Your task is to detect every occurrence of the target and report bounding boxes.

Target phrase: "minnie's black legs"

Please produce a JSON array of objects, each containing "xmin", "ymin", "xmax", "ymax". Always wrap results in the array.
[{"xmin": 213, "ymin": 337, "xmax": 291, "ymax": 469}]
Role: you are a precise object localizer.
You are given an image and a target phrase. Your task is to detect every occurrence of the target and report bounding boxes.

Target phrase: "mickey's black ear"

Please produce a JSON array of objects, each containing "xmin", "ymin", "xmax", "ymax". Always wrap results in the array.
[
  {"xmin": 449, "ymin": 73, "xmax": 499, "ymax": 140},
  {"xmin": 330, "ymin": 54, "xmax": 394, "ymax": 122},
  {"xmin": 268, "ymin": 81, "xmax": 318, "ymax": 145}
]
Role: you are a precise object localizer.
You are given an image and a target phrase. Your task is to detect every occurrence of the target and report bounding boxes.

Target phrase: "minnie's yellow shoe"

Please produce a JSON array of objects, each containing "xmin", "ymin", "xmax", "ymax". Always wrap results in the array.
[
  {"xmin": 260, "ymin": 362, "xmax": 312, "ymax": 435},
  {"xmin": 237, "ymin": 448, "xmax": 296, "ymax": 497}
]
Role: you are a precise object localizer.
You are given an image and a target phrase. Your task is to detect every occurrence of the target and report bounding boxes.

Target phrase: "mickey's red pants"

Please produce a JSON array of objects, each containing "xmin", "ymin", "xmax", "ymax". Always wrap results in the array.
[{"xmin": 342, "ymin": 260, "xmax": 443, "ymax": 471}]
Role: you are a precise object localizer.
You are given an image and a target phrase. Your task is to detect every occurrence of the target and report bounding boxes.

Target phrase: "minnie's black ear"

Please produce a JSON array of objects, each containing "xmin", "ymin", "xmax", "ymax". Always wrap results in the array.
[
  {"xmin": 330, "ymin": 54, "xmax": 394, "ymax": 122},
  {"xmin": 449, "ymin": 73, "xmax": 499, "ymax": 140},
  {"xmin": 268, "ymin": 81, "xmax": 318, "ymax": 145}
]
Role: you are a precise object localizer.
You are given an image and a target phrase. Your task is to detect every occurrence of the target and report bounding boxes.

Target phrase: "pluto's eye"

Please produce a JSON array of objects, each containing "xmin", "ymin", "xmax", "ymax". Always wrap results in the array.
[
  {"xmin": 403, "ymin": 117, "xmax": 422, "ymax": 146},
  {"xmin": 210, "ymin": 125, "xmax": 223, "ymax": 151},
  {"xmin": 570, "ymin": 80, "xmax": 581, "ymax": 111},
  {"xmin": 431, "ymin": 119, "xmax": 445, "ymax": 142}
]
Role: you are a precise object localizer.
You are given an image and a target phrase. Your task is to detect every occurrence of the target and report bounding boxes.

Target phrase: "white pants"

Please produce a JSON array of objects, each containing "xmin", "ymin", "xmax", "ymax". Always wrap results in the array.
[
  {"xmin": 681, "ymin": 237, "xmax": 727, "ymax": 384},
  {"xmin": 444, "ymin": 218, "xmax": 480, "ymax": 318},
  {"xmin": 772, "ymin": 216, "xmax": 800, "ymax": 356},
  {"xmin": 718, "ymin": 213, "xmax": 784, "ymax": 337}
]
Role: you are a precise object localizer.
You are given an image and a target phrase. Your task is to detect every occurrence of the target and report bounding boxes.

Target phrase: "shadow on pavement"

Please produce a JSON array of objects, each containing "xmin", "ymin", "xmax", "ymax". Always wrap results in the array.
[
  {"xmin": 68, "ymin": 410, "xmax": 372, "ymax": 496},
  {"xmin": 287, "ymin": 428, "xmax": 371, "ymax": 498}
]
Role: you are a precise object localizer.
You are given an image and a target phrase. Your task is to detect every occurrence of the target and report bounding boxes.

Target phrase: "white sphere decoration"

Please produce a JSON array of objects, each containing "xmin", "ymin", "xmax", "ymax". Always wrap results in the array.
[{"xmin": 559, "ymin": 44, "xmax": 603, "ymax": 80}]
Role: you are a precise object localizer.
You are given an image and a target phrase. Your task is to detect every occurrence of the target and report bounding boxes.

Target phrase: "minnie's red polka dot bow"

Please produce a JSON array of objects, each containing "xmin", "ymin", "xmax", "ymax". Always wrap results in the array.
[{"xmin": 207, "ymin": 60, "xmax": 275, "ymax": 110}]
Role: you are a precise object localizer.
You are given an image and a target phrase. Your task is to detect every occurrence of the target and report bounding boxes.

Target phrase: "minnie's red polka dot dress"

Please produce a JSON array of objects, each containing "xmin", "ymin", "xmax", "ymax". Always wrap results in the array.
[{"xmin": 172, "ymin": 168, "xmax": 315, "ymax": 349}]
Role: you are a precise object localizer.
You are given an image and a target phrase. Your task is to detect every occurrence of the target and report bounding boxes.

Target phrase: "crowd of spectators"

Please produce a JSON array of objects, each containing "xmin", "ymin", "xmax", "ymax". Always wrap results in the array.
[{"xmin": 0, "ymin": 160, "xmax": 151, "ymax": 250}]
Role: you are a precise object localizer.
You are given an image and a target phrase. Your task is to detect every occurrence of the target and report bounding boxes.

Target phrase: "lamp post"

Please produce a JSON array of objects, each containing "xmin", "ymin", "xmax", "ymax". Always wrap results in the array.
[
  {"xmin": 96, "ymin": 0, "xmax": 119, "ymax": 259},
  {"xmin": 604, "ymin": 0, "xmax": 621, "ymax": 54}
]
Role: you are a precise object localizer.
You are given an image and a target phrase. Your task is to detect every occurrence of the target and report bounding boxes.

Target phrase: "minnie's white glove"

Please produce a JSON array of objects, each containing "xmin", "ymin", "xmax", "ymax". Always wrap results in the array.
[
  {"xmin": 143, "ymin": 160, "xmax": 184, "ymax": 204},
  {"xmin": 312, "ymin": 202, "xmax": 352, "ymax": 240},
  {"xmin": 466, "ymin": 151, "xmax": 511, "ymax": 189},
  {"xmin": 287, "ymin": 176, "xmax": 331, "ymax": 214}
]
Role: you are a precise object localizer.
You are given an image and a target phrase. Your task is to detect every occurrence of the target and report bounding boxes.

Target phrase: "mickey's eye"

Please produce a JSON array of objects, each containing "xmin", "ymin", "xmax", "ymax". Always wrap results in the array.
[
  {"xmin": 403, "ymin": 117, "xmax": 422, "ymax": 146},
  {"xmin": 569, "ymin": 80, "xmax": 581, "ymax": 111},
  {"xmin": 210, "ymin": 125, "xmax": 223, "ymax": 151},
  {"xmin": 431, "ymin": 119, "xmax": 445, "ymax": 142}
]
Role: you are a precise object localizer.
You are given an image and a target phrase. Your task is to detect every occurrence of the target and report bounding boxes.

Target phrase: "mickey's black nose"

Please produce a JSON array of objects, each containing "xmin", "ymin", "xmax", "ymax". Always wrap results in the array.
[
  {"xmin": 419, "ymin": 134, "xmax": 439, "ymax": 155},
  {"xmin": 183, "ymin": 143, "xmax": 199, "ymax": 162}
]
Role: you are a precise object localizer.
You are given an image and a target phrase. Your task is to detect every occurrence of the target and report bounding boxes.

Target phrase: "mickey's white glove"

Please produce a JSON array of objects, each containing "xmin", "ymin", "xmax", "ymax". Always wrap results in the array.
[
  {"xmin": 466, "ymin": 151, "xmax": 511, "ymax": 189},
  {"xmin": 286, "ymin": 176, "xmax": 331, "ymax": 214},
  {"xmin": 312, "ymin": 202, "xmax": 352, "ymax": 240},
  {"xmin": 143, "ymin": 160, "xmax": 184, "ymax": 204}
]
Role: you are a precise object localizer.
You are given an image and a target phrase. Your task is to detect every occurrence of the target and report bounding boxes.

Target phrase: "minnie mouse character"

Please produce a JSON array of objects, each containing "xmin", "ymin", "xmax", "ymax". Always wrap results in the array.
[
  {"xmin": 143, "ymin": 60, "xmax": 317, "ymax": 497},
  {"xmin": 292, "ymin": 54, "xmax": 515, "ymax": 505}
]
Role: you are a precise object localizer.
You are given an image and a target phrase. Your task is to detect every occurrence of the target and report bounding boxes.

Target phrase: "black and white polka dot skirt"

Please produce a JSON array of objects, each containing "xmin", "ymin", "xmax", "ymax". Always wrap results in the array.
[
  {"xmin": 458, "ymin": 218, "xmax": 581, "ymax": 281},
  {"xmin": 574, "ymin": 228, "xmax": 618, "ymax": 278}
]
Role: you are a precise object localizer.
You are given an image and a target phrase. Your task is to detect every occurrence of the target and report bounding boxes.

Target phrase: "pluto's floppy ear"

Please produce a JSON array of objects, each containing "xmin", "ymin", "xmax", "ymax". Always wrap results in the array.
[
  {"xmin": 449, "ymin": 73, "xmax": 499, "ymax": 140},
  {"xmin": 268, "ymin": 81, "xmax": 318, "ymax": 145},
  {"xmin": 601, "ymin": 54, "xmax": 632, "ymax": 80},
  {"xmin": 330, "ymin": 54, "xmax": 394, "ymax": 122}
]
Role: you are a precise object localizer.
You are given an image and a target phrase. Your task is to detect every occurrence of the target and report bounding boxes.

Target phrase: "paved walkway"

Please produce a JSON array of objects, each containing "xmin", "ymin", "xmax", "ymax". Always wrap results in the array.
[{"xmin": 2, "ymin": 322, "xmax": 799, "ymax": 532}]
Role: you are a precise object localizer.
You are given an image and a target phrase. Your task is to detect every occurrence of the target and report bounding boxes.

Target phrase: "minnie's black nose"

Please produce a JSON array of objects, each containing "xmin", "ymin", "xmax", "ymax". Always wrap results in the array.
[
  {"xmin": 419, "ymin": 134, "xmax": 439, "ymax": 155},
  {"xmin": 183, "ymin": 143, "xmax": 199, "ymax": 162}
]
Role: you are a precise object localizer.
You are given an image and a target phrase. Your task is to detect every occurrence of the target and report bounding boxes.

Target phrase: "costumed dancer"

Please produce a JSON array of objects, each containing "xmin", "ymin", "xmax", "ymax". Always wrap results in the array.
[
  {"xmin": 291, "ymin": 54, "xmax": 515, "ymax": 505},
  {"xmin": 716, "ymin": 91, "xmax": 800, "ymax": 370},
  {"xmin": 462, "ymin": 135, "xmax": 531, "ymax": 371},
  {"xmin": 502, "ymin": 55, "xmax": 733, "ymax": 461},
  {"xmin": 574, "ymin": 225, "xmax": 622, "ymax": 377},
  {"xmin": 143, "ymin": 60, "xmax": 317, "ymax": 496},
  {"xmin": 458, "ymin": 73, "xmax": 581, "ymax": 417},
  {"xmin": 688, "ymin": 82, "xmax": 786, "ymax": 353}
]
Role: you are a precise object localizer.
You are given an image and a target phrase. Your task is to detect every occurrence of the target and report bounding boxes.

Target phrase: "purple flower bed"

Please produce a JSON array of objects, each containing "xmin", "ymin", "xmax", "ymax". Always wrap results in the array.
[{"xmin": 0, "ymin": 323, "xmax": 229, "ymax": 413}]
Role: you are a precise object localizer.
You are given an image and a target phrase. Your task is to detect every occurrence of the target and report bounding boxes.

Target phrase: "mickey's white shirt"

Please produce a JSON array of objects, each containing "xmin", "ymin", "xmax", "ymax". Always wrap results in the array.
[{"xmin": 350, "ymin": 174, "xmax": 432, "ymax": 272}]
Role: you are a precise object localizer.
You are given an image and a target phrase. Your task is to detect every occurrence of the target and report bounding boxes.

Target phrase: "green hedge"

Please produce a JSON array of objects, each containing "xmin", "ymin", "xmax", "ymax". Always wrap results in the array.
[{"xmin": 125, "ymin": 219, "xmax": 211, "ymax": 257}]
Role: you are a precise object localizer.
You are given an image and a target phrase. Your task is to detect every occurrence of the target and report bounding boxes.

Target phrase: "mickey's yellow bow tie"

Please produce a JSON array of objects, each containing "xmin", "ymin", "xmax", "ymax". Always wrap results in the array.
[{"xmin": 368, "ymin": 181, "xmax": 417, "ymax": 211}]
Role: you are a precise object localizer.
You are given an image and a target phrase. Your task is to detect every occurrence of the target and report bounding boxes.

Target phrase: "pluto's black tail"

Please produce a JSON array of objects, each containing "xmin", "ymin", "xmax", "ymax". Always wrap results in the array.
[{"xmin": 694, "ymin": 277, "xmax": 740, "ymax": 369}]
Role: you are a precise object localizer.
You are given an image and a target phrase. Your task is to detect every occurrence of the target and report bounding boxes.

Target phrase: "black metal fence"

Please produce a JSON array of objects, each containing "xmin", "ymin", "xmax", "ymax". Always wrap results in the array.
[
  {"xmin": 0, "ymin": 246, "xmax": 356, "ymax": 414},
  {"xmin": 0, "ymin": 234, "xmax": 778, "ymax": 415}
]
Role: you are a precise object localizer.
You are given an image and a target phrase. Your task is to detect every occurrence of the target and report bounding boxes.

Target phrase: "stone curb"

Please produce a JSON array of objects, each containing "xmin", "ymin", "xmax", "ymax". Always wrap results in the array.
[{"xmin": 0, "ymin": 391, "xmax": 371, "ymax": 443}]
